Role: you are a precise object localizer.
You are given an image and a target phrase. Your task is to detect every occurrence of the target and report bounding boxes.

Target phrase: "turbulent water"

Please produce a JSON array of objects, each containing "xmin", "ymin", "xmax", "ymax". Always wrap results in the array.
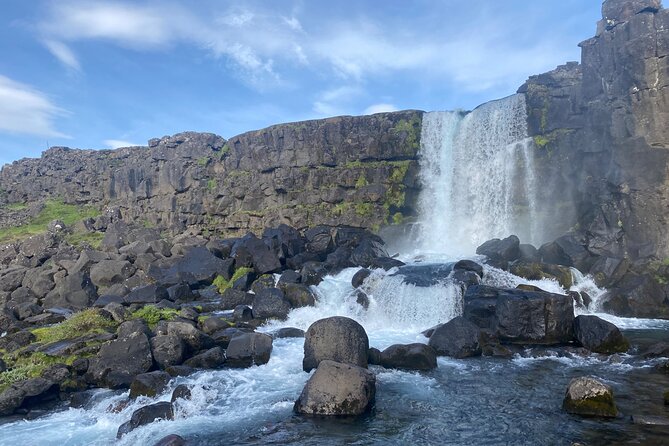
[
  {"xmin": 417, "ymin": 94, "xmax": 539, "ymax": 255},
  {"xmin": 1, "ymin": 263, "xmax": 668, "ymax": 446}
]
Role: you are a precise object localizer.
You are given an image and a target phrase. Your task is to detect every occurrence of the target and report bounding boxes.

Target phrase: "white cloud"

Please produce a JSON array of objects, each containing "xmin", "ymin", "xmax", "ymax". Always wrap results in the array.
[
  {"xmin": 364, "ymin": 103, "xmax": 398, "ymax": 115},
  {"xmin": 103, "ymin": 139, "xmax": 140, "ymax": 149},
  {"xmin": 0, "ymin": 75, "xmax": 68, "ymax": 138},
  {"xmin": 43, "ymin": 40, "xmax": 80, "ymax": 71},
  {"xmin": 312, "ymin": 86, "xmax": 363, "ymax": 117}
]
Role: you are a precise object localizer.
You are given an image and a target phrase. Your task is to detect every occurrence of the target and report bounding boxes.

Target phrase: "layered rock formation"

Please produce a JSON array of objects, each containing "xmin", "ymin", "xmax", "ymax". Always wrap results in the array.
[{"xmin": 0, "ymin": 112, "xmax": 422, "ymax": 236}]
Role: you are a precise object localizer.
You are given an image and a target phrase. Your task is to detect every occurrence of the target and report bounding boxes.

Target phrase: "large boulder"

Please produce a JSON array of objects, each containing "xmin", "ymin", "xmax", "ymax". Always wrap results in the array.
[
  {"xmin": 232, "ymin": 234, "xmax": 282, "ymax": 275},
  {"xmin": 294, "ymin": 360, "xmax": 375, "ymax": 416},
  {"xmin": 183, "ymin": 347, "xmax": 226, "ymax": 369},
  {"xmin": 303, "ymin": 316, "xmax": 369, "ymax": 372},
  {"xmin": 157, "ymin": 246, "xmax": 234, "ymax": 286},
  {"xmin": 464, "ymin": 285, "xmax": 575, "ymax": 345},
  {"xmin": 87, "ymin": 332, "xmax": 154, "ymax": 388},
  {"xmin": 573, "ymin": 315, "xmax": 629, "ymax": 354},
  {"xmin": 124, "ymin": 284, "xmax": 169, "ymax": 304},
  {"xmin": 225, "ymin": 332, "xmax": 273, "ymax": 367},
  {"xmin": 563, "ymin": 376, "xmax": 618, "ymax": 418},
  {"xmin": 476, "ymin": 235, "xmax": 521, "ymax": 267},
  {"xmin": 117, "ymin": 402, "xmax": 175, "ymax": 438},
  {"xmin": 428, "ymin": 316, "xmax": 482, "ymax": 358},
  {"xmin": 166, "ymin": 321, "xmax": 214, "ymax": 352},
  {"xmin": 379, "ymin": 343, "xmax": 437, "ymax": 370},
  {"xmin": 129, "ymin": 371, "xmax": 171, "ymax": 398},
  {"xmin": 150, "ymin": 335, "xmax": 187, "ymax": 369},
  {"xmin": 252, "ymin": 288, "xmax": 292, "ymax": 320},
  {"xmin": 90, "ymin": 260, "xmax": 136, "ymax": 288},
  {"xmin": 279, "ymin": 283, "xmax": 316, "ymax": 308}
]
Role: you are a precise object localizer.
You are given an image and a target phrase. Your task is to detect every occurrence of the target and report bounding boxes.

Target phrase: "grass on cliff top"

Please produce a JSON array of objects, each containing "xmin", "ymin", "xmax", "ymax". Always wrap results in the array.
[
  {"xmin": 131, "ymin": 305, "xmax": 179, "ymax": 329},
  {"xmin": 0, "ymin": 200, "xmax": 100, "ymax": 243}
]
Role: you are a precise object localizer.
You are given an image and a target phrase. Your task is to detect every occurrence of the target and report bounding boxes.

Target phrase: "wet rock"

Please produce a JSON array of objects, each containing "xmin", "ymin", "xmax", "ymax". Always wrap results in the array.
[
  {"xmin": 476, "ymin": 235, "xmax": 521, "ymax": 268},
  {"xmin": 351, "ymin": 268, "xmax": 371, "ymax": 288},
  {"xmin": 117, "ymin": 402, "xmax": 175, "ymax": 438},
  {"xmin": 165, "ymin": 365, "xmax": 195, "ymax": 377},
  {"xmin": 453, "ymin": 260, "xmax": 484, "ymax": 278},
  {"xmin": 355, "ymin": 290, "xmax": 370, "ymax": 309},
  {"xmin": 563, "ymin": 376, "xmax": 617, "ymax": 418},
  {"xmin": 0, "ymin": 378, "xmax": 58, "ymax": 415},
  {"xmin": 379, "ymin": 343, "xmax": 437, "ymax": 371},
  {"xmin": 573, "ymin": 315, "xmax": 629, "ymax": 354},
  {"xmin": 277, "ymin": 270, "xmax": 301, "ymax": 285},
  {"xmin": 233, "ymin": 305, "xmax": 253, "ymax": 322},
  {"xmin": 225, "ymin": 332, "xmax": 273, "ymax": 367},
  {"xmin": 367, "ymin": 347, "xmax": 382, "ymax": 365},
  {"xmin": 170, "ymin": 384, "xmax": 192, "ymax": 403},
  {"xmin": 630, "ymin": 415, "xmax": 669, "ymax": 426},
  {"xmin": 87, "ymin": 332, "xmax": 154, "ymax": 388},
  {"xmin": 303, "ymin": 316, "xmax": 369, "ymax": 372},
  {"xmin": 220, "ymin": 288, "xmax": 254, "ymax": 310},
  {"xmin": 129, "ymin": 371, "xmax": 171, "ymax": 398},
  {"xmin": 279, "ymin": 283, "xmax": 316, "ymax": 308},
  {"xmin": 200, "ymin": 316, "xmax": 232, "ymax": 335},
  {"xmin": 392, "ymin": 263, "xmax": 453, "ymax": 287},
  {"xmin": 272, "ymin": 327, "xmax": 305, "ymax": 339},
  {"xmin": 643, "ymin": 342, "xmax": 669, "ymax": 358},
  {"xmin": 210, "ymin": 327, "xmax": 248, "ymax": 348},
  {"xmin": 294, "ymin": 360, "xmax": 375, "ymax": 416},
  {"xmin": 664, "ymin": 390, "xmax": 669, "ymax": 405},
  {"xmin": 153, "ymin": 434, "xmax": 186, "ymax": 446},
  {"xmin": 509, "ymin": 261, "xmax": 573, "ymax": 289},
  {"xmin": 252, "ymin": 288, "xmax": 291, "ymax": 320},
  {"xmin": 184, "ymin": 347, "xmax": 226, "ymax": 369},
  {"xmin": 300, "ymin": 262, "xmax": 327, "ymax": 286},
  {"xmin": 428, "ymin": 316, "xmax": 482, "ymax": 358}
]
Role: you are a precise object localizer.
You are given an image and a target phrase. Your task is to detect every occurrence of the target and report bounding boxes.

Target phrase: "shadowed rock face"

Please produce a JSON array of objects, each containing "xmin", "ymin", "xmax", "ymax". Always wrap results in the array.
[
  {"xmin": 0, "ymin": 112, "xmax": 423, "ymax": 236},
  {"xmin": 520, "ymin": 0, "xmax": 669, "ymax": 262}
]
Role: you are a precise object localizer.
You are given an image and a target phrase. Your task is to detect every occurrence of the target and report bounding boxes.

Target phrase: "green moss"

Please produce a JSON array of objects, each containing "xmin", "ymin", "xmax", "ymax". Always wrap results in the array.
[
  {"xmin": 0, "ymin": 352, "xmax": 65, "ymax": 392},
  {"xmin": 533, "ymin": 135, "xmax": 550, "ymax": 148},
  {"xmin": 131, "ymin": 305, "xmax": 179, "ymax": 329},
  {"xmin": 32, "ymin": 309, "xmax": 117, "ymax": 344},
  {"xmin": 355, "ymin": 173, "xmax": 369, "ymax": 189},
  {"xmin": 220, "ymin": 144, "xmax": 230, "ymax": 159},
  {"xmin": 4, "ymin": 203, "xmax": 27, "ymax": 211},
  {"xmin": 65, "ymin": 231, "xmax": 104, "ymax": 249},
  {"xmin": 214, "ymin": 267, "xmax": 254, "ymax": 294},
  {"xmin": 391, "ymin": 115, "xmax": 421, "ymax": 151},
  {"xmin": 385, "ymin": 187, "xmax": 406, "ymax": 209},
  {"xmin": 389, "ymin": 161, "xmax": 411, "ymax": 183},
  {"xmin": 392, "ymin": 212, "xmax": 404, "ymax": 225},
  {"xmin": 207, "ymin": 179, "xmax": 218, "ymax": 191},
  {"xmin": 0, "ymin": 200, "xmax": 100, "ymax": 243},
  {"xmin": 197, "ymin": 157, "xmax": 210, "ymax": 167},
  {"xmin": 354, "ymin": 202, "xmax": 374, "ymax": 217}
]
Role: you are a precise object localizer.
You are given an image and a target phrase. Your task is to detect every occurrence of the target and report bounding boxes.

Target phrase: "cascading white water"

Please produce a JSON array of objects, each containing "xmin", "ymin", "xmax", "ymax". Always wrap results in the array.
[{"xmin": 417, "ymin": 94, "xmax": 539, "ymax": 255}]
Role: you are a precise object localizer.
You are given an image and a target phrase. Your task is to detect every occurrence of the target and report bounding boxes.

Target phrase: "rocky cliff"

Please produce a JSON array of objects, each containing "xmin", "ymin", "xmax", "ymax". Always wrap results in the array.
[
  {"xmin": 522, "ymin": 0, "xmax": 669, "ymax": 262},
  {"xmin": 0, "ymin": 112, "xmax": 422, "ymax": 236}
]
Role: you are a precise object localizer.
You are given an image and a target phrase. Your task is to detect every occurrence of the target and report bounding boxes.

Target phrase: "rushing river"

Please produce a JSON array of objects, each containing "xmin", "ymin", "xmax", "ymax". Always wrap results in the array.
[{"xmin": 0, "ymin": 261, "xmax": 668, "ymax": 446}]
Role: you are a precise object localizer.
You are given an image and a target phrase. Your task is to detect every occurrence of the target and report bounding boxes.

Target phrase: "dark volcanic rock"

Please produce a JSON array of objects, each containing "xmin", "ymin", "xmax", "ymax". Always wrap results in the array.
[
  {"xmin": 573, "ymin": 315, "xmax": 629, "ymax": 354},
  {"xmin": 153, "ymin": 434, "xmax": 186, "ymax": 446},
  {"xmin": 303, "ymin": 316, "xmax": 369, "ymax": 372},
  {"xmin": 87, "ymin": 332, "xmax": 154, "ymax": 388},
  {"xmin": 379, "ymin": 343, "xmax": 437, "ymax": 371},
  {"xmin": 129, "ymin": 371, "xmax": 171, "ymax": 398},
  {"xmin": 184, "ymin": 346, "xmax": 226, "ymax": 369},
  {"xmin": 294, "ymin": 360, "xmax": 375, "ymax": 416},
  {"xmin": 428, "ymin": 316, "xmax": 482, "ymax": 358},
  {"xmin": 0, "ymin": 378, "xmax": 58, "ymax": 416},
  {"xmin": 117, "ymin": 402, "xmax": 175, "ymax": 438},
  {"xmin": 252, "ymin": 288, "xmax": 291, "ymax": 320},
  {"xmin": 225, "ymin": 332, "xmax": 273, "ymax": 367},
  {"xmin": 476, "ymin": 236, "xmax": 521, "ymax": 267}
]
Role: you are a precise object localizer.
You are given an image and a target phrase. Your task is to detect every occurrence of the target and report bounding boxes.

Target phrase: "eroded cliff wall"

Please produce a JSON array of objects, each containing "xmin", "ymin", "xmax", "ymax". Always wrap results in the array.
[{"xmin": 0, "ymin": 112, "xmax": 422, "ymax": 236}]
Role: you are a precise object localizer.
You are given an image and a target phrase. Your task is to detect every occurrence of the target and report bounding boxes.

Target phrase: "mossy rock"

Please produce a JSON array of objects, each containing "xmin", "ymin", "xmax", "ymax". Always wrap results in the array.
[
  {"xmin": 510, "ymin": 261, "xmax": 573, "ymax": 289},
  {"xmin": 563, "ymin": 376, "xmax": 618, "ymax": 418}
]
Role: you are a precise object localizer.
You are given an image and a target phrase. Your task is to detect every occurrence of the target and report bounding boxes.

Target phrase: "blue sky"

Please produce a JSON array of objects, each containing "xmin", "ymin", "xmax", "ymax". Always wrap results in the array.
[{"xmin": 0, "ymin": 0, "xmax": 602, "ymax": 167}]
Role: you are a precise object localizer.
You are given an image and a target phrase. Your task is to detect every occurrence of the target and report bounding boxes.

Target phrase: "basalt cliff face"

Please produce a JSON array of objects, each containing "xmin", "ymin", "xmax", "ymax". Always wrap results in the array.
[
  {"xmin": 0, "ymin": 112, "xmax": 421, "ymax": 235},
  {"xmin": 522, "ymin": 0, "xmax": 669, "ymax": 263}
]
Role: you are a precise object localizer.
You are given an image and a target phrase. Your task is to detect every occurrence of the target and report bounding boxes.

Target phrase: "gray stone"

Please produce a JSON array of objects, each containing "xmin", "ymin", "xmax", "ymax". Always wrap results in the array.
[
  {"xmin": 303, "ymin": 316, "xmax": 369, "ymax": 372},
  {"xmin": 225, "ymin": 332, "xmax": 273, "ymax": 367}
]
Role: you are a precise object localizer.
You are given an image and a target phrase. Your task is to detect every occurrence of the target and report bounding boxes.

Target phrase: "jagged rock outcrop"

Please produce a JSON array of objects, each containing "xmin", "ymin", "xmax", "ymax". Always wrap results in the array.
[{"xmin": 0, "ymin": 112, "xmax": 422, "ymax": 236}]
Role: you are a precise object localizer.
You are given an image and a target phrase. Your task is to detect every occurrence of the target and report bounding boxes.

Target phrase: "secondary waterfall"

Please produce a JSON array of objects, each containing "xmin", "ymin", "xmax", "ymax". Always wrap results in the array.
[{"xmin": 417, "ymin": 94, "xmax": 539, "ymax": 255}]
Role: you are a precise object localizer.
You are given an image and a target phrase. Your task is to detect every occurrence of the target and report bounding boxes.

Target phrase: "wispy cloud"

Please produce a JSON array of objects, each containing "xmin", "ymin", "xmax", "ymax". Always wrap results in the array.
[
  {"xmin": 43, "ymin": 40, "xmax": 80, "ymax": 71},
  {"xmin": 0, "ymin": 75, "xmax": 68, "ymax": 138},
  {"xmin": 103, "ymin": 139, "xmax": 141, "ymax": 149},
  {"xmin": 36, "ymin": 1, "xmax": 578, "ymax": 95},
  {"xmin": 364, "ymin": 103, "xmax": 398, "ymax": 115},
  {"xmin": 313, "ymin": 86, "xmax": 363, "ymax": 116}
]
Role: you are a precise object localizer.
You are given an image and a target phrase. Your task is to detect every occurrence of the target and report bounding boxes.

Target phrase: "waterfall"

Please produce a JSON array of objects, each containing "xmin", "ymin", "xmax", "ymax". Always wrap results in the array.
[{"xmin": 417, "ymin": 94, "xmax": 539, "ymax": 255}]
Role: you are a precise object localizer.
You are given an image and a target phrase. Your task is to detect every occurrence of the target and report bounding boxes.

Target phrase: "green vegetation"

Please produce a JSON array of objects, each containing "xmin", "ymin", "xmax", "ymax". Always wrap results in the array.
[
  {"xmin": 355, "ymin": 173, "xmax": 369, "ymax": 189},
  {"xmin": 207, "ymin": 178, "xmax": 218, "ymax": 191},
  {"xmin": 0, "ymin": 200, "xmax": 100, "ymax": 243},
  {"xmin": 32, "ymin": 309, "xmax": 118, "ymax": 344},
  {"xmin": 220, "ymin": 144, "xmax": 231, "ymax": 160},
  {"xmin": 214, "ymin": 267, "xmax": 254, "ymax": 294},
  {"xmin": 392, "ymin": 212, "xmax": 404, "ymax": 225},
  {"xmin": 0, "ymin": 352, "xmax": 73, "ymax": 392},
  {"xmin": 4, "ymin": 203, "xmax": 28, "ymax": 211},
  {"xmin": 391, "ymin": 115, "xmax": 421, "ymax": 151},
  {"xmin": 354, "ymin": 202, "xmax": 375, "ymax": 218},
  {"xmin": 65, "ymin": 231, "xmax": 105, "ymax": 249},
  {"xmin": 131, "ymin": 305, "xmax": 179, "ymax": 329},
  {"xmin": 197, "ymin": 156, "xmax": 210, "ymax": 167},
  {"xmin": 533, "ymin": 135, "xmax": 550, "ymax": 148}
]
